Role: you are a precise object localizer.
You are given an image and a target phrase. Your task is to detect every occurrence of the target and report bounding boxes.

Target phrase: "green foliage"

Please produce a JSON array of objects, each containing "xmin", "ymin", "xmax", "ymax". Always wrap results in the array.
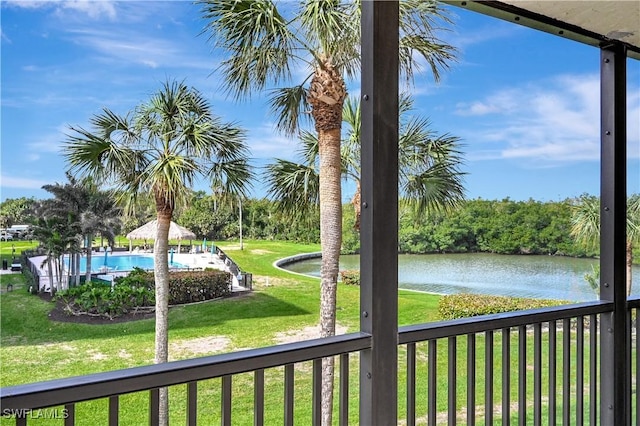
[
  {"xmin": 56, "ymin": 280, "xmax": 155, "ymax": 319},
  {"xmin": 168, "ymin": 270, "xmax": 231, "ymax": 304},
  {"xmin": 54, "ymin": 268, "xmax": 232, "ymax": 319},
  {"xmin": 399, "ymin": 198, "xmax": 593, "ymax": 256},
  {"xmin": 584, "ymin": 263, "xmax": 600, "ymax": 292},
  {"xmin": 339, "ymin": 270, "xmax": 360, "ymax": 286},
  {"xmin": 341, "ymin": 204, "xmax": 359, "ymax": 254},
  {"xmin": 0, "ymin": 197, "xmax": 37, "ymax": 228},
  {"xmin": 438, "ymin": 293, "xmax": 565, "ymax": 320}
]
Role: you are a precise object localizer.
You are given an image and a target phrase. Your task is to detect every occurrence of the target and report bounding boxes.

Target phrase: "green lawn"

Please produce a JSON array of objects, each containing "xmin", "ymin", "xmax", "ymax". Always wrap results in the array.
[
  {"xmin": 0, "ymin": 240, "xmax": 608, "ymax": 425},
  {"xmin": 0, "ymin": 239, "xmax": 443, "ymax": 425}
]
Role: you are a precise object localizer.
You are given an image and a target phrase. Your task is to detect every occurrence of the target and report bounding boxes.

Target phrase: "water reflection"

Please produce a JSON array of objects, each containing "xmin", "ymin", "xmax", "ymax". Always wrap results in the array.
[{"xmin": 281, "ymin": 253, "xmax": 640, "ymax": 302}]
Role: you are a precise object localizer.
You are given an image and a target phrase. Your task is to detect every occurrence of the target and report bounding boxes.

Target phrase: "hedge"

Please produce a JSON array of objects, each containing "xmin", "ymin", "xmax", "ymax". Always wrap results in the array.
[{"xmin": 438, "ymin": 293, "xmax": 565, "ymax": 320}]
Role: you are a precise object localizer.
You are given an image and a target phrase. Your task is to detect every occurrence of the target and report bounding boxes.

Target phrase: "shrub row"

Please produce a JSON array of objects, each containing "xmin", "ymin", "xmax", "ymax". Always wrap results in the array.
[
  {"xmin": 56, "ymin": 281, "xmax": 154, "ymax": 319},
  {"xmin": 168, "ymin": 269, "xmax": 231, "ymax": 304},
  {"xmin": 340, "ymin": 270, "xmax": 360, "ymax": 286},
  {"xmin": 55, "ymin": 267, "xmax": 232, "ymax": 319},
  {"xmin": 438, "ymin": 293, "xmax": 564, "ymax": 320},
  {"xmin": 114, "ymin": 267, "xmax": 232, "ymax": 305}
]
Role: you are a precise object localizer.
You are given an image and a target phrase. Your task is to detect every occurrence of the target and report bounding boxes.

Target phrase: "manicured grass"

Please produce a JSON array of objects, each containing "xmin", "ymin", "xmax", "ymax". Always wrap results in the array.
[
  {"xmin": 0, "ymin": 240, "xmax": 602, "ymax": 424},
  {"xmin": 0, "ymin": 239, "xmax": 443, "ymax": 425}
]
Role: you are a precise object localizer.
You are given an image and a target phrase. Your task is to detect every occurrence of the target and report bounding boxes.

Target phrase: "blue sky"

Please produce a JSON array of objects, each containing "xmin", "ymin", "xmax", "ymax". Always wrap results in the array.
[{"xmin": 1, "ymin": 0, "xmax": 639, "ymax": 204}]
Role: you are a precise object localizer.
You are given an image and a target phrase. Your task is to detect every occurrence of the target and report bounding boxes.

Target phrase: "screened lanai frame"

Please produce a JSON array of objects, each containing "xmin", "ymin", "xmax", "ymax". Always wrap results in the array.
[
  {"xmin": 359, "ymin": 1, "xmax": 638, "ymax": 424},
  {"xmin": 1, "ymin": 1, "xmax": 639, "ymax": 425}
]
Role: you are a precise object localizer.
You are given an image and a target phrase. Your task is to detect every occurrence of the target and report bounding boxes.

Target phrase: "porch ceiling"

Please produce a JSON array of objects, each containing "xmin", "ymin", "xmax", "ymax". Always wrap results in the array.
[{"xmin": 447, "ymin": 1, "xmax": 640, "ymax": 60}]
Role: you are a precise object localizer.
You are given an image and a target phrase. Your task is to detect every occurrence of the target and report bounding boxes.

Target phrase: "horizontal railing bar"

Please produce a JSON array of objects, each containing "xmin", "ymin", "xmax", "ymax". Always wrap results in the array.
[
  {"xmin": 1, "ymin": 332, "xmax": 372, "ymax": 410},
  {"xmin": 627, "ymin": 297, "xmax": 640, "ymax": 309},
  {"xmin": 399, "ymin": 301, "xmax": 612, "ymax": 344}
]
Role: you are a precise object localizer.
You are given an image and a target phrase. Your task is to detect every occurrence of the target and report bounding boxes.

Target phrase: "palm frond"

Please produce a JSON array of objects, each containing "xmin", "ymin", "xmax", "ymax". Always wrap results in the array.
[
  {"xmin": 264, "ymin": 159, "xmax": 319, "ymax": 219},
  {"xmin": 268, "ymin": 85, "xmax": 310, "ymax": 136},
  {"xmin": 570, "ymin": 195, "xmax": 601, "ymax": 250},
  {"xmin": 198, "ymin": 0, "xmax": 296, "ymax": 100},
  {"xmin": 398, "ymin": 0, "xmax": 456, "ymax": 83}
]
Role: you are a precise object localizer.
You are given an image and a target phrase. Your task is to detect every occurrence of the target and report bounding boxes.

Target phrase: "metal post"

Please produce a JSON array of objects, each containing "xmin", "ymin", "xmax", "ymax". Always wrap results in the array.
[
  {"xmin": 239, "ymin": 198, "xmax": 243, "ymax": 250},
  {"xmin": 360, "ymin": 1, "xmax": 399, "ymax": 425},
  {"xmin": 599, "ymin": 43, "xmax": 629, "ymax": 426}
]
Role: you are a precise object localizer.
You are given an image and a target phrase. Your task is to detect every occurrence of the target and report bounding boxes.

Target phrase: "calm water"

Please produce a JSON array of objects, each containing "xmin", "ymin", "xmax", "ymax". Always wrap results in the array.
[
  {"xmin": 73, "ymin": 254, "xmax": 186, "ymax": 273},
  {"xmin": 282, "ymin": 253, "xmax": 640, "ymax": 302}
]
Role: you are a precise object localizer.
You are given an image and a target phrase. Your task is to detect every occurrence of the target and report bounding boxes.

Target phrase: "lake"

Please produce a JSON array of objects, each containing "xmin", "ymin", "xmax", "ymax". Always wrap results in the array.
[{"xmin": 281, "ymin": 253, "xmax": 640, "ymax": 302}]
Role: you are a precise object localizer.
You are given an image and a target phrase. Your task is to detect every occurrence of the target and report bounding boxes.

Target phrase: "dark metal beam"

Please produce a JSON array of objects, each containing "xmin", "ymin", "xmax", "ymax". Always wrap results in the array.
[
  {"xmin": 599, "ymin": 43, "xmax": 629, "ymax": 426},
  {"xmin": 360, "ymin": 1, "xmax": 399, "ymax": 425},
  {"xmin": 445, "ymin": 1, "xmax": 640, "ymax": 60}
]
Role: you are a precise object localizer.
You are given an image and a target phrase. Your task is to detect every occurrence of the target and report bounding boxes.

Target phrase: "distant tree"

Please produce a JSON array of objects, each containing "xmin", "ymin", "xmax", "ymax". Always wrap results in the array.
[
  {"xmin": 41, "ymin": 173, "xmax": 120, "ymax": 285},
  {"xmin": 64, "ymin": 80, "xmax": 253, "ymax": 426},
  {"xmin": 571, "ymin": 194, "xmax": 640, "ymax": 295},
  {"xmin": 0, "ymin": 197, "xmax": 37, "ymax": 228}
]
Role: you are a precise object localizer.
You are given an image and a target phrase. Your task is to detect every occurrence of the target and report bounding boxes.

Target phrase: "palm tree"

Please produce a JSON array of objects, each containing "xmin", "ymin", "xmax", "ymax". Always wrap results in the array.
[
  {"xmin": 32, "ymin": 215, "xmax": 80, "ymax": 294},
  {"xmin": 63, "ymin": 79, "xmax": 253, "ymax": 425},
  {"xmin": 41, "ymin": 173, "xmax": 121, "ymax": 285},
  {"xmin": 571, "ymin": 193, "xmax": 640, "ymax": 295},
  {"xmin": 199, "ymin": 2, "xmax": 456, "ymax": 423},
  {"xmin": 79, "ymin": 193, "xmax": 120, "ymax": 284},
  {"xmin": 266, "ymin": 95, "xmax": 465, "ymax": 231}
]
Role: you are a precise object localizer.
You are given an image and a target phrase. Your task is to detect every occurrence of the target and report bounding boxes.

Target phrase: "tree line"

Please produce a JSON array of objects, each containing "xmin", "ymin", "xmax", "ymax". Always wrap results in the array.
[{"xmin": 6, "ymin": 192, "xmax": 637, "ymax": 262}]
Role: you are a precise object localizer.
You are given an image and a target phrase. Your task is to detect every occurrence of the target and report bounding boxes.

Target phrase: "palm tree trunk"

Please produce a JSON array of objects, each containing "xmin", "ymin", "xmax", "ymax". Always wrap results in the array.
[
  {"xmin": 309, "ymin": 57, "xmax": 347, "ymax": 426},
  {"xmin": 85, "ymin": 235, "xmax": 93, "ymax": 284},
  {"xmin": 75, "ymin": 253, "xmax": 81, "ymax": 287},
  {"xmin": 318, "ymin": 127, "xmax": 342, "ymax": 426},
  {"xmin": 154, "ymin": 211, "xmax": 172, "ymax": 426},
  {"xmin": 47, "ymin": 259, "xmax": 54, "ymax": 295}
]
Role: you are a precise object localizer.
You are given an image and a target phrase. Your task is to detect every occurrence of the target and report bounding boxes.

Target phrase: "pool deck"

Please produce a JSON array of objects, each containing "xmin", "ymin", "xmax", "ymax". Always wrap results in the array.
[{"xmin": 25, "ymin": 251, "xmax": 247, "ymax": 293}]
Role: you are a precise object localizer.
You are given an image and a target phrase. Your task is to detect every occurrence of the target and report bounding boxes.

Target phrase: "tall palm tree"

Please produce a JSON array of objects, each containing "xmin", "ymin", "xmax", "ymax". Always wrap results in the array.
[
  {"xmin": 41, "ymin": 173, "xmax": 121, "ymax": 285},
  {"xmin": 64, "ymin": 79, "xmax": 253, "ymax": 425},
  {"xmin": 571, "ymin": 193, "xmax": 640, "ymax": 295},
  {"xmin": 199, "ymin": 2, "xmax": 455, "ymax": 423},
  {"xmin": 266, "ymin": 95, "xmax": 465, "ymax": 231},
  {"xmin": 32, "ymin": 215, "xmax": 80, "ymax": 294},
  {"xmin": 79, "ymin": 193, "xmax": 121, "ymax": 284}
]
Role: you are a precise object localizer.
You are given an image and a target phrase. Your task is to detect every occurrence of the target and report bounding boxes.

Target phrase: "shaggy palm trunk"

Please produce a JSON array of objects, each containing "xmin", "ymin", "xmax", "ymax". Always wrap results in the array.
[
  {"xmin": 154, "ymin": 209, "xmax": 172, "ymax": 426},
  {"xmin": 309, "ymin": 58, "xmax": 346, "ymax": 426}
]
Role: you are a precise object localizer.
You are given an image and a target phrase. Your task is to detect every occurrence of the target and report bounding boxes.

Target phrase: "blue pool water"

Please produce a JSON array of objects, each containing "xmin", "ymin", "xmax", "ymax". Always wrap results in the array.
[{"xmin": 73, "ymin": 254, "xmax": 187, "ymax": 273}]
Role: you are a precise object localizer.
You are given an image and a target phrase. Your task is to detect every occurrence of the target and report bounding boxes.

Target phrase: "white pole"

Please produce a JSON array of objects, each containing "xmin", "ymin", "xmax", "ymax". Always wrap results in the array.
[{"xmin": 239, "ymin": 198, "xmax": 243, "ymax": 250}]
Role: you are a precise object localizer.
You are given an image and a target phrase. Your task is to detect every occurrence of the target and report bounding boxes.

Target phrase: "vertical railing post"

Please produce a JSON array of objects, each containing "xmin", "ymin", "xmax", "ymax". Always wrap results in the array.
[
  {"xmin": 599, "ymin": 43, "xmax": 629, "ymax": 426},
  {"xmin": 360, "ymin": 1, "xmax": 399, "ymax": 425}
]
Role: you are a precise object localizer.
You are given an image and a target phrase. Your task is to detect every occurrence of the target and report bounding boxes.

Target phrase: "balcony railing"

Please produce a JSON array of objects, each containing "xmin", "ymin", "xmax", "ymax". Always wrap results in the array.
[{"xmin": 3, "ymin": 298, "xmax": 637, "ymax": 425}]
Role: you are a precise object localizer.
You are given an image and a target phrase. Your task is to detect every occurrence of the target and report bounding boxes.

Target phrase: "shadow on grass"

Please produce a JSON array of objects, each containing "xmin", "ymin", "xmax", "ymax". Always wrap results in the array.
[{"xmin": 0, "ymin": 290, "xmax": 311, "ymax": 347}]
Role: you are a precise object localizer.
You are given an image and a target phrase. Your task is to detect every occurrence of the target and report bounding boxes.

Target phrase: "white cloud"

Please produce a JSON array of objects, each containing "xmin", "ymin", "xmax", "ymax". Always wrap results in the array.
[
  {"xmin": 65, "ymin": 27, "xmax": 212, "ymax": 71},
  {"xmin": 246, "ymin": 122, "xmax": 300, "ymax": 160},
  {"xmin": 59, "ymin": 0, "xmax": 116, "ymax": 19},
  {"xmin": 0, "ymin": 175, "xmax": 51, "ymax": 190},
  {"xmin": 4, "ymin": 0, "xmax": 117, "ymax": 19},
  {"xmin": 456, "ymin": 73, "xmax": 640, "ymax": 165}
]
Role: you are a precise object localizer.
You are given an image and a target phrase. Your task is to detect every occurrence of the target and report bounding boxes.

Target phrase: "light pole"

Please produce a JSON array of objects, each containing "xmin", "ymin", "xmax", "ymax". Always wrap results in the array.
[{"xmin": 239, "ymin": 197, "xmax": 243, "ymax": 250}]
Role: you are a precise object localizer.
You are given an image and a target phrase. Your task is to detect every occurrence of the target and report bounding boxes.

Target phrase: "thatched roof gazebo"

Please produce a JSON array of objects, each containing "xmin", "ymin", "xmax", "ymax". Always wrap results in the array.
[{"xmin": 125, "ymin": 220, "xmax": 196, "ymax": 253}]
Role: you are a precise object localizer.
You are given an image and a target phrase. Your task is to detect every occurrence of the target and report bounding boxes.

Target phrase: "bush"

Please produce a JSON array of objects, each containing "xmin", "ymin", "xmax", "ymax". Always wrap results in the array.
[
  {"xmin": 55, "ymin": 281, "xmax": 154, "ymax": 319},
  {"xmin": 167, "ymin": 270, "xmax": 231, "ymax": 304},
  {"xmin": 438, "ymin": 293, "xmax": 564, "ymax": 320},
  {"xmin": 340, "ymin": 270, "xmax": 360, "ymax": 286},
  {"xmin": 55, "ymin": 268, "xmax": 233, "ymax": 319}
]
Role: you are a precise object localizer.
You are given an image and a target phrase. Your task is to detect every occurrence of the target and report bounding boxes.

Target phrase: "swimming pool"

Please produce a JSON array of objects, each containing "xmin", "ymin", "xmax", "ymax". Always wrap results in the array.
[{"xmin": 73, "ymin": 254, "xmax": 187, "ymax": 273}]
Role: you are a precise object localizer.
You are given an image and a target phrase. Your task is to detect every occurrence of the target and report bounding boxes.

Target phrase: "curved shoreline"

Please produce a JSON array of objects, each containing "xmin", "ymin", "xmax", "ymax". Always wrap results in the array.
[
  {"xmin": 273, "ymin": 252, "xmax": 443, "ymax": 296},
  {"xmin": 272, "ymin": 252, "xmax": 322, "ymax": 279}
]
